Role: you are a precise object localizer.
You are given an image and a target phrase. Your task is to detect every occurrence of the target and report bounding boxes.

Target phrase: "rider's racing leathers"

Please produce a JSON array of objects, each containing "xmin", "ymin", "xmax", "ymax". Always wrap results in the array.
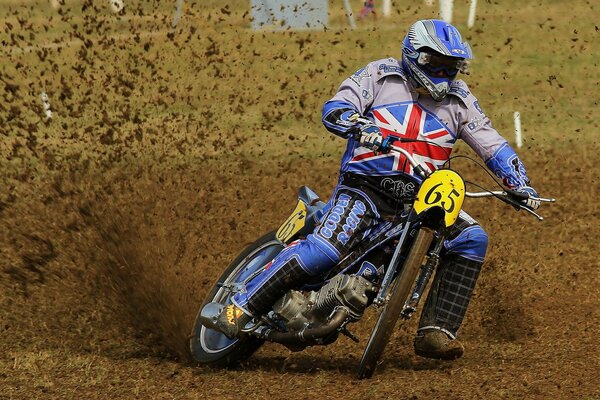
[{"xmin": 232, "ymin": 58, "xmax": 532, "ymax": 340}]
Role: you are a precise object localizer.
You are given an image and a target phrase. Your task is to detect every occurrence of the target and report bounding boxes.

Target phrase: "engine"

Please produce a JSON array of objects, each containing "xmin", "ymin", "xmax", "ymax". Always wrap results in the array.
[{"xmin": 272, "ymin": 275, "xmax": 377, "ymax": 331}]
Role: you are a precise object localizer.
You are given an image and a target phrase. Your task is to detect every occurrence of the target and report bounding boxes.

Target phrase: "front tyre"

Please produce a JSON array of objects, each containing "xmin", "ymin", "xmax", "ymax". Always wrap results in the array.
[
  {"xmin": 356, "ymin": 228, "xmax": 435, "ymax": 379},
  {"xmin": 189, "ymin": 231, "xmax": 284, "ymax": 367}
]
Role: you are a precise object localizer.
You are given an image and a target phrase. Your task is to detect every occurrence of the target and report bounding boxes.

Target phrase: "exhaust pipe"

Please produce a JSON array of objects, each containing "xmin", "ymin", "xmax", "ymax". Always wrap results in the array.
[{"xmin": 259, "ymin": 307, "xmax": 349, "ymax": 345}]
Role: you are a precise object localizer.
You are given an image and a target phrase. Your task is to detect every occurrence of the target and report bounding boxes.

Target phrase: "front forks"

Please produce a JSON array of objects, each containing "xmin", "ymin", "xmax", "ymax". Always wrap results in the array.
[{"xmin": 400, "ymin": 235, "xmax": 445, "ymax": 319}]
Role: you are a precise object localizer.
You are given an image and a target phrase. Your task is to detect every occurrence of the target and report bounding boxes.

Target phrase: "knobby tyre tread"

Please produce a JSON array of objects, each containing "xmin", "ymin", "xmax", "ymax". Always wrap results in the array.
[{"xmin": 356, "ymin": 228, "xmax": 435, "ymax": 379}]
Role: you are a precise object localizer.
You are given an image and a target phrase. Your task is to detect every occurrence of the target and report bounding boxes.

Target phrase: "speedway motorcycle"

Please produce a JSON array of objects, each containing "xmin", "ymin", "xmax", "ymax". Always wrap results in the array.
[{"xmin": 189, "ymin": 141, "xmax": 554, "ymax": 378}]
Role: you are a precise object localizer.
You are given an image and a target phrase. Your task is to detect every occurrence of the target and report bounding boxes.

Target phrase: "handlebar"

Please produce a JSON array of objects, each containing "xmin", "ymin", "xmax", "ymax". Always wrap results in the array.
[
  {"xmin": 385, "ymin": 142, "xmax": 556, "ymax": 221},
  {"xmin": 465, "ymin": 190, "xmax": 555, "ymax": 221},
  {"xmin": 388, "ymin": 144, "xmax": 431, "ymax": 179}
]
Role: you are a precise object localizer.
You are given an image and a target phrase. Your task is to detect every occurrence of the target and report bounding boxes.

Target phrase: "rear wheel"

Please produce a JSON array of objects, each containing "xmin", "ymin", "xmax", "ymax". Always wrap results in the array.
[
  {"xmin": 189, "ymin": 231, "xmax": 284, "ymax": 367},
  {"xmin": 356, "ymin": 228, "xmax": 435, "ymax": 379}
]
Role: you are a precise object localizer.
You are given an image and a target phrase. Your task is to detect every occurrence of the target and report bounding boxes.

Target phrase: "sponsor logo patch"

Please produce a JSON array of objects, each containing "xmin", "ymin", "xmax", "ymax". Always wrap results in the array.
[
  {"xmin": 378, "ymin": 64, "xmax": 404, "ymax": 74},
  {"xmin": 319, "ymin": 193, "xmax": 367, "ymax": 246},
  {"xmin": 336, "ymin": 200, "xmax": 366, "ymax": 245},
  {"xmin": 358, "ymin": 261, "xmax": 379, "ymax": 280},
  {"xmin": 449, "ymin": 86, "xmax": 469, "ymax": 99},
  {"xmin": 350, "ymin": 67, "xmax": 370, "ymax": 85},
  {"xmin": 380, "ymin": 177, "xmax": 417, "ymax": 198},
  {"xmin": 467, "ymin": 117, "xmax": 483, "ymax": 131},
  {"xmin": 225, "ymin": 305, "xmax": 243, "ymax": 325}
]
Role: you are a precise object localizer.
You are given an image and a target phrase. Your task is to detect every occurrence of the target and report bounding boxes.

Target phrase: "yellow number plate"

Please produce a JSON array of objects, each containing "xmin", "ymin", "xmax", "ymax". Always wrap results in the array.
[
  {"xmin": 276, "ymin": 201, "xmax": 307, "ymax": 242},
  {"xmin": 413, "ymin": 170, "xmax": 465, "ymax": 227}
]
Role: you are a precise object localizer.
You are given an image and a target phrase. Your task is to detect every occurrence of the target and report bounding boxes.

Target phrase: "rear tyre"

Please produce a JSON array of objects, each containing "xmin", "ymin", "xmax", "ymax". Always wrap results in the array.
[
  {"xmin": 356, "ymin": 228, "xmax": 434, "ymax": 379},
  {"xmin": 189, "ymin": 231, "xmax": 284, "ymax": 367}
]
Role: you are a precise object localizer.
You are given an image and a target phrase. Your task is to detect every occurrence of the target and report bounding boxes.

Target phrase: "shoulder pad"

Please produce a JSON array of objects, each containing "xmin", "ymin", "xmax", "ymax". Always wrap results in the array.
[
  {"xmin": 372, "ymin": 58, "xmax": 407, "ymax": 81},
  {"xmin": 448, "ymin": 80, "xmax": 483, "ymax": 112},
  {"xmin": 349, "ymin": 65, "xmax": 372, "ymax": 86},
  {"xmin": 448, "ymin": 80, "xmax": 471, "ymax": 101}
]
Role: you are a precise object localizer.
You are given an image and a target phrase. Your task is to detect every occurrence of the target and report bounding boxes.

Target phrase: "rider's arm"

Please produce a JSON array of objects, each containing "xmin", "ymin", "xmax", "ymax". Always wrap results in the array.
[
  {"xmin": 322, "ymin": 101, "xmax": 363, "ymax": 138},
  {"xmin": 452, "ymin": 82, "xmax": 531, "ymax": 189},
  {"xmin": 322, "ymin": 62, "xmax": 380, "ymax": 138},
  {"xmin": 482, "ymin": 141, "xmax": 531, "ymax": 189}
]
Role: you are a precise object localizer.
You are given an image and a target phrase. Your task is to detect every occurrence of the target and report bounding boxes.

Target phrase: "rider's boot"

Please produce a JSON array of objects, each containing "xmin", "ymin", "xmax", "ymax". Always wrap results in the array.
[
  {"xmin": 413, "ymin": 328, "xmax": 464, "ymax": 360},
  {"xmin": 243, "ymin": 257, "xmax": 314, "ymax": 316},
  {"xmin": 414, "ymin": 254, "xmax": 483, "ymax": 360}
]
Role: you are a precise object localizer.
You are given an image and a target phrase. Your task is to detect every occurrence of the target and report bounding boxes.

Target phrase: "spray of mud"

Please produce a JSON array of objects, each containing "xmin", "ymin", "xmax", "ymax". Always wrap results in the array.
[{"xmin": 0, "ymin": 159, "xmax": 336, "ymax": 362}]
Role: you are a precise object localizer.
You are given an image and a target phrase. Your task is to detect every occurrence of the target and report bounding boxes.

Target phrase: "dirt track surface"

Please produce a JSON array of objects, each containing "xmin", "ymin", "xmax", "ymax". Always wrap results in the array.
[
  {"xmin": 2, "ymin": 151, "xmax": 599, "ymax": 399},
  {"xmin": 1, "ymin": 1, "xmax": 599, "ymax": 399}
]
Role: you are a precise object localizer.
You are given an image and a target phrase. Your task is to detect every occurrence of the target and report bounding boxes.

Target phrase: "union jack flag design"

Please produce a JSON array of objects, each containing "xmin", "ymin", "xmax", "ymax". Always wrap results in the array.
[{"xmin": 346, "ymin": 102, "xmax": 457, "ymax": 176}]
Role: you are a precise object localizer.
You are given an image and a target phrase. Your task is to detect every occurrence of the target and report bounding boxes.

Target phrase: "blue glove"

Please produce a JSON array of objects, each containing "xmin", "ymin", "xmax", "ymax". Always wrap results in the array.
[
  {"xmin": 516, "ymin": 186, "xmax": 541, "ymax": 210},
  {"xmin": 359, "ymin": 124, "xmax": 392, "ymax": 153}
]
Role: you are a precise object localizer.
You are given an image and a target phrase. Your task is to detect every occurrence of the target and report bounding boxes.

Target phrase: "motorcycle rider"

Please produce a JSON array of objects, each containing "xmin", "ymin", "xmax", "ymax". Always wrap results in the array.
[{"xmin": 202, "ymin": 19, "xmax": 541, "ymax": 360}]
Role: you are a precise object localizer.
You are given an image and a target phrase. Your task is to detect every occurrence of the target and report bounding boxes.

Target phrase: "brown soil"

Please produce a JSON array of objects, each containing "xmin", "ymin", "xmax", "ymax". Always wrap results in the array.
[
  {"xmin": 1, "ymin": 1, "xmax": 599, "ymax": 399},
  {"xmin": 2, "ymin": 147, "xmax": 599, "ymax": 399}
]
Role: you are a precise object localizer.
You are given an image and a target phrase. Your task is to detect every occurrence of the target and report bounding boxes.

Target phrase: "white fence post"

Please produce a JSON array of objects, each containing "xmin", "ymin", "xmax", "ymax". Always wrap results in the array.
[
  {"xmin": 40, "ymin": 92, "xmax": 52, "ymax": 120},
  {"xmin": 109, "ymin": 0, "xmax": 124, "ymax": 13},
  {"xmin": 467, "ymin": 0, "xmax": 477, "ymax": 28},
  {"xmin": 383, "ymin": 0, "xmax": 391, "ymax": 18},
  {"xmin": 172, "ymin": 0, "xmax": 184, "ymax": 29},
  {"xmin": 439, "ymin": 0, "xmax": 453, "ymax": 23},
  {"xmin": 514, "ymin": 111, "xmax": 522, "ymax": 148},
  {"xmin": 343, "ymin": 0, "xmax": 357, "ymax": 29}
]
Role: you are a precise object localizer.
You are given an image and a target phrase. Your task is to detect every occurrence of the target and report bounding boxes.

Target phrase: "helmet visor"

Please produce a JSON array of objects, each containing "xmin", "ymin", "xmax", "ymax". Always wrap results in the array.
[{"xmin": 417, "ymin": 52, "xmax": 470, "ymax": 77}]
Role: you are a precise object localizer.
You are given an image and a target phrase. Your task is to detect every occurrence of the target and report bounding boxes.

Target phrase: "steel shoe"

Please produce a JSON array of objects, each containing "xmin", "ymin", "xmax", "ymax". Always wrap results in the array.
[
  {"xmin": 413, "ymin": 329, "xmax": 464, "ymax": 360},
  {"xmin": 199, "ymin": 303, "xmax": 251, "ymax": 339}
]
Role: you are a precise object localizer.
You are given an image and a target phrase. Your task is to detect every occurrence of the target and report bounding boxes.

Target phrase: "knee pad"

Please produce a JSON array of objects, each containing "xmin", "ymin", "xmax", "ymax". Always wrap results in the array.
[{"xmin": 444, "ymin": 225, "xmax": 488, "ymax": 262}]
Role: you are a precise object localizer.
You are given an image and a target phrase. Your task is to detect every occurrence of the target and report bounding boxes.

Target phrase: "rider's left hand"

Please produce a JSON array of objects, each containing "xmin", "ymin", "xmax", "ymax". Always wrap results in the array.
[{"xmin": 517, "ymin": 186, "xmax": 541, "ymax": 210}]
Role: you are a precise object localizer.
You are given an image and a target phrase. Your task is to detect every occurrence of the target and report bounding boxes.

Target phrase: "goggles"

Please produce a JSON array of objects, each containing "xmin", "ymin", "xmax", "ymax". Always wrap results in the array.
[{"xmin": 417, "ymin": 52, "xmax": 470, "ymax": 77}]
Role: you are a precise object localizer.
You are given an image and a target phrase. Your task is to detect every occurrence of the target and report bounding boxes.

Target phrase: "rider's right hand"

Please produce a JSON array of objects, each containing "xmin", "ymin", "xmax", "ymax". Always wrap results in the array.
[{"xmin": 359, "ymin": 124, "xmax": 389, "ymax": 153}]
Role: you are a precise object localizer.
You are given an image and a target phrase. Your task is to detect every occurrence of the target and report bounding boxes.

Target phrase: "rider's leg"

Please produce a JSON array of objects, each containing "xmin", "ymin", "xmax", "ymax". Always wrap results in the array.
[
  {"xmin": 233, "ymin": 236, "xmax": 339, "ymax": 316},
  {"xmin": 207, "ymin": 185, "xmax": 382, "ymax": 338},
  {"xmin": 210, "ymin": 238, "xmax": 336, "ymax": 339},
  {"xmin": 415, "ymin": 211, "xmax": 488, "ymax": 359}
]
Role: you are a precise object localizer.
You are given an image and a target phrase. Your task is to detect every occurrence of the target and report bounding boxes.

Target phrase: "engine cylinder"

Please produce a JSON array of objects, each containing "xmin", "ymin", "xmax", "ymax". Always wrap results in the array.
[{"xmin": 272, "ymin": 275, "xmax": 376, "ymax": 331}]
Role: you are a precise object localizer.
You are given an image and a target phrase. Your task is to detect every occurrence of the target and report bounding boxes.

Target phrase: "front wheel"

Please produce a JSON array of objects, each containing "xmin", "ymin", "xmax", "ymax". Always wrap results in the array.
[
  {"xmin": 189, "ymin": 231, "xmax": 284, "ymax": 367},
  {"xmin": 356, "ymin": 228, "xmax": 435, "ymax": 379}
]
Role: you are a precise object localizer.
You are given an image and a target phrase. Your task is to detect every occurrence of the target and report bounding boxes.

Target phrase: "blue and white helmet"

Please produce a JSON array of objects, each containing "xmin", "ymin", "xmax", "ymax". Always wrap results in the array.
[{"xmin": 401, "ymin": 19, "xmax": 473, "ymax": 101}]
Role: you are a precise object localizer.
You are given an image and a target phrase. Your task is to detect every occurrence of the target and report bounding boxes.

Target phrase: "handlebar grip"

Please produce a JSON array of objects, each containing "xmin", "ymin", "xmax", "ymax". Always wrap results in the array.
[
  {"xmin": 506, "ymin": 189, "xmax": 529, "ymax": 200},
  {"xmin": 500, "ymin": 190, "xmax": 527, "ymax": 210}
]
